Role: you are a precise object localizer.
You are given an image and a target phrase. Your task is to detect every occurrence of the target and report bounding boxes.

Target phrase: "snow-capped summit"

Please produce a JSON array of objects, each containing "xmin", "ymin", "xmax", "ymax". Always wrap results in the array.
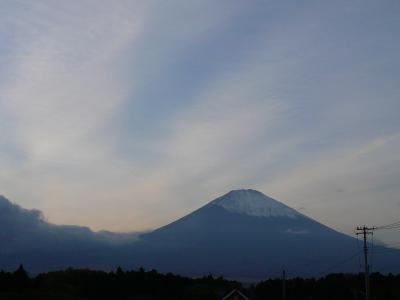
[
  {"xmin": 142, "ymin": 188, "xmax": 399, "ymax": 279},
  {"xmin": 2, "ymin": 191, "xmax": 398, "ymax": 279},
  {"xmin": 209, "ymin": 189, "xmax": 300, "ymax": 218}
]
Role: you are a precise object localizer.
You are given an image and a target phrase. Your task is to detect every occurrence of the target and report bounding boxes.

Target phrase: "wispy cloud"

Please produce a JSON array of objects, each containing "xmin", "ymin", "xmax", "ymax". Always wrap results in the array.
[
  {"xmin": 0, "ymin": 1, "xmax": 146, "ymax": 222},
  {"xmin": 0, "ymin": 0, "xmax": 399, "ymax": 242},
  {"xmin": 264, "ymin": 134, "xmax": 400, "ymax": 236}
]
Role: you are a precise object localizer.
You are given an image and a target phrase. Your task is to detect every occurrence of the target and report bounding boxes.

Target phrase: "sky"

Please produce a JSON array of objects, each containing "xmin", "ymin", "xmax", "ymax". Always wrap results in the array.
[{"xmin": 0, "ymin": 0, "xmax": 399, "ymax": 244}]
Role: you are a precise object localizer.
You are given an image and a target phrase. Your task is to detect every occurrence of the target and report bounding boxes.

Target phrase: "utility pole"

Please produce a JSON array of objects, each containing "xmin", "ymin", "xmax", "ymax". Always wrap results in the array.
[
  {"xmin": 282, "ymin": 269, "xmax": 287, "ymax": 300},
  {"xmin": 355, "ymin": 226, "xmax": 376, "ymax": 300}
]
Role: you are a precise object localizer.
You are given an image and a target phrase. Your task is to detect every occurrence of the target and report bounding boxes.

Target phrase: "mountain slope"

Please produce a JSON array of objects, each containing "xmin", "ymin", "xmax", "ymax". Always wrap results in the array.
[
  {"xmin": 0, "ymin": 191, "xmax": 399, "ymax": 279},
  {"xmin": 138, "ymin": 190, "xmax": 399, "ymax": 278}
]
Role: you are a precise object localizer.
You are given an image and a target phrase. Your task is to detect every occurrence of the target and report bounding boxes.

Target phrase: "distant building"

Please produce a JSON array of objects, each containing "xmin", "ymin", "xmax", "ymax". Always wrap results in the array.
[{"xmin": 221, "ymin": 289, "xmax": 250, "ymax": 300}]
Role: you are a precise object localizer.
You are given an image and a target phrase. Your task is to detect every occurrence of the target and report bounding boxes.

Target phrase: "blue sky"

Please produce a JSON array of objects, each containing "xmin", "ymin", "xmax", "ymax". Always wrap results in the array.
[{"xmin": 0, "ymin": 0, "xmax": 399, "ymax": 244}]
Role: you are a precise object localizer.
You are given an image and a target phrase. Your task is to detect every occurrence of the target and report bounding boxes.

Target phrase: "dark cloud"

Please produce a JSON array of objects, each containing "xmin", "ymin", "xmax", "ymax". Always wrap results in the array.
[{"xmin": 0, "ymin": 196, "xmax": 139, "ymax": 272}]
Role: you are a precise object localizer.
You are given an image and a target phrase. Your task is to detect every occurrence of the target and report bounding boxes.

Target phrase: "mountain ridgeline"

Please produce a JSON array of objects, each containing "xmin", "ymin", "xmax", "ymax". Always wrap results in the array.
[{"xmin": 0, "ymin": 190, "xmax": 399, "ymax": 279}]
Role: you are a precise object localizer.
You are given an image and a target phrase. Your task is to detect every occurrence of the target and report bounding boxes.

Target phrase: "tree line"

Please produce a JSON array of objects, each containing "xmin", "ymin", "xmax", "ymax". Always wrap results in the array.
[{"xmin": 1, "ymin": 265, "xmax": 400, "ymax": 300}]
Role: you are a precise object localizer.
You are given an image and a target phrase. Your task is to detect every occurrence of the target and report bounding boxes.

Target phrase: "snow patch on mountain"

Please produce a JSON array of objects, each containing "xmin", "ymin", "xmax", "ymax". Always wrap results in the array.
[
  {"xmin": 210, "ymin": 189, "xmax": 300, "ymax": 218},
  {"xmin": 285, "ymin": 228, "xmax": 309, "ymax": 234}
]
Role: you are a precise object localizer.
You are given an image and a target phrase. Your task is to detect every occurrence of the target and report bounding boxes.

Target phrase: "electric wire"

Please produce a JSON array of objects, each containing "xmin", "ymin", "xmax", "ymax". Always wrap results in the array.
[
  {"xmin": 376, "ymin": 220, "xmax": 400, "ymax": 231},
  {"xmin": 312, "ymin": 250, "xmax": 363, "ymax": 278}
]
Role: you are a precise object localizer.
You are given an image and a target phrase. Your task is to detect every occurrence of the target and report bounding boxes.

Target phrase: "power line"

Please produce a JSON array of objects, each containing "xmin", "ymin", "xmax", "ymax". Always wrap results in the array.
[
  {"xmin": 262, "ymin": 223, "xmax": 398, "ymax": 280},
  {"xmin": 376, "ymin": 220, "xmax": 400, "ymax": 231},
  {"xmin": 312, "ymin": 250, "xmax": 363, "ymax": 278}
]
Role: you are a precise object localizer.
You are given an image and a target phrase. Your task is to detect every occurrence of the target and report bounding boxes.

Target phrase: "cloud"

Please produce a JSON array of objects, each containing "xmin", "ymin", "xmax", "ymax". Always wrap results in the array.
[
  {"xmin": 1, "ymin": 1, "xmax": 144, "ymax": 159},
  {"xmin": 0, "ymin": 1, "xmax": 146, "ymax": 221},
  {"xmin": 0, "ymin": 194, "xmax": 140, "ymax": 272},
  {"xmin": 263, "ymin": 134, "xmax": 400, "ymax": 237},
  {"xmin": 0, "ymin": 0, "xmax": 399, "ymax": 246}
]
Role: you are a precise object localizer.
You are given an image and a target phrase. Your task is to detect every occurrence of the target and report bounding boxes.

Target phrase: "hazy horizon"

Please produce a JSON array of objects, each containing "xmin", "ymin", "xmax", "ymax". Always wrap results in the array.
[{"xmin": 0, "ymin": 188, "xmax": 398, "ymax": 252}]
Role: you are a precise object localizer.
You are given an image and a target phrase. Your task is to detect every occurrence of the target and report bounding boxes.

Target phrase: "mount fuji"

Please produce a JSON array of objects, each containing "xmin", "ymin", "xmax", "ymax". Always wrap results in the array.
[
  {"xmin": 1, "ymin": 190, "xmax": 399, "ymax": 279},
  {"xmin": 134, "ymin": 189, "xmax": 399, "ymax": 279}
]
